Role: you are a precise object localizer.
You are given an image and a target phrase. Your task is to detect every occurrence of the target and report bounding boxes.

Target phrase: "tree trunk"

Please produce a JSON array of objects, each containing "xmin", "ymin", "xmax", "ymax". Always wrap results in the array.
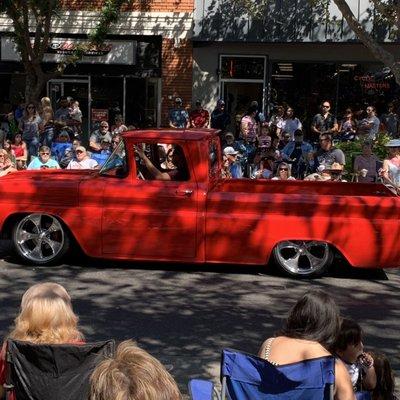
[{"xmin": 24, "ymin": 64, "xmax": 47, "ymax": 105}]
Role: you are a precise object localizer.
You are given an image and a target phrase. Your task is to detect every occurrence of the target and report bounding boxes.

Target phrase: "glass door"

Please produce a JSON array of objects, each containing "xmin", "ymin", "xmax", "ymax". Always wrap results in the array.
[{"xmin": 47, "ymin": 78, "xmax": 90, "ymax": 141}]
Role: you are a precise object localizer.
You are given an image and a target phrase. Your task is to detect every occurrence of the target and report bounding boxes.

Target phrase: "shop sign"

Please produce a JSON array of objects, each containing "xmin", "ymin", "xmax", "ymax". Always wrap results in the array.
[
  {"xmin": 354, "ymin": 74, "xmax": 391, "ymax": 91},
  {"xmin": 92, "ymin": 109, "xmax": 109, "ymax": 122},
  {"xmin": 47, "ymin": 41, "xmax": 113, "ymax": 57},
  {"xmin": 1, "ymin": 37, "xmax": 136, "ymax": 65}
]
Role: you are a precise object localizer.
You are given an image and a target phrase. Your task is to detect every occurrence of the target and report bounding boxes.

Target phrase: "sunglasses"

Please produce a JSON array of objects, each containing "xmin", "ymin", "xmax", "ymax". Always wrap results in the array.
[
  {"xmin": 40, "ymin": 152, "xmax": 50, "ymax": 155},
  {"xmin": 76, "ymin": 150, "xmax": 84, "ymax": 154},
  {"xmin": 279, "ymin": 168, "xmax": 288, "ymax": 171}
]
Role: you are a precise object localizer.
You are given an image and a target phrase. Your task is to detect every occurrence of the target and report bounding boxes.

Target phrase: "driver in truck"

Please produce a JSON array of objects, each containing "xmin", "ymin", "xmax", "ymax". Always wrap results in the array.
[{"xmin": 135, "ymin": 145, "xmax": 188, "ymax": 181}]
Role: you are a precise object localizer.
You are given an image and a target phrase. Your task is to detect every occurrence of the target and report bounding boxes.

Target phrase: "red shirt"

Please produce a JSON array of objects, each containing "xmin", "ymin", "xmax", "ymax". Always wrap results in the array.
[{"xmin": 190, "ymin": 109, "xmax": 209, "ymax": 128}]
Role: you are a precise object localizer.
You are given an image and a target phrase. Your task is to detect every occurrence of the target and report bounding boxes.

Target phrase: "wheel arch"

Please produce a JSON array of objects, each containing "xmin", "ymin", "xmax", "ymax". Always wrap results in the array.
[{"xmin": 1, "ymin": 212, "xmax": 82, "ymax": 252}]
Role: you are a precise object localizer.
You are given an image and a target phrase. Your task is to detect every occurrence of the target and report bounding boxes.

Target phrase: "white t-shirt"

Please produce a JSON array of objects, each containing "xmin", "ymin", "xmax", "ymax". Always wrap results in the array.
[
  {"xmin": 66, "ymin": 158, "xmax": 98, "ymax": 169},
  {"xmin": 277, "ymin": 118, "xmax": 302, "ymax": 139}
]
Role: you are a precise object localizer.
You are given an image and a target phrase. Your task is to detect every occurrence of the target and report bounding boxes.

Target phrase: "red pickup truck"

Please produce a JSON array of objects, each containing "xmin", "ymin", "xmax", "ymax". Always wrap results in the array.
[{"xmin": 0, "ymin": 129, "xmax": 399, "ymax": 277}]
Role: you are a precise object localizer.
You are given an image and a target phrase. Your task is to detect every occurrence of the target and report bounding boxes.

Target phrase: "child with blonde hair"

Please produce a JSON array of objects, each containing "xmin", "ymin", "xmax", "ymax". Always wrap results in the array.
[{"xmin": 90, "ymin": 340, "xmax": 181, "ymax": 400}]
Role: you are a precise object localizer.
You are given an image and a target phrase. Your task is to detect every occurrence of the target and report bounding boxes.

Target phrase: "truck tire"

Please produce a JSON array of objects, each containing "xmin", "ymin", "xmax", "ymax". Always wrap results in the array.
[
  {"xmin": 272, "ymin": 240, "xmax": 333, "ymax": 278},
  {"xmin": 12, "ymin": 213, "xmax": 70, "ymax": 265}
]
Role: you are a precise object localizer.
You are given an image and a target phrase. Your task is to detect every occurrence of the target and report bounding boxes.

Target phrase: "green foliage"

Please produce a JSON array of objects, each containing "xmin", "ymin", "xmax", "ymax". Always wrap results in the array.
[
  {"xmin": 90, "ymin": 0, "xmax": 131, "ymax": 45},
  {"xmin": 335, "ymin": 133, "xmax": 391, "ymax": 174},
  {"xmin": 1, "ymin": 0, "xmax": 132, "ymax": 102}
]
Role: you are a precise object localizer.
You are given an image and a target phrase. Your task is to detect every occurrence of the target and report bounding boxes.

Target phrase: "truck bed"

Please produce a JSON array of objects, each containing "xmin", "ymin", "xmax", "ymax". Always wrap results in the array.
[{"xmin": 212, "ymin": 179, "xmax": 396, "ymax": 197}]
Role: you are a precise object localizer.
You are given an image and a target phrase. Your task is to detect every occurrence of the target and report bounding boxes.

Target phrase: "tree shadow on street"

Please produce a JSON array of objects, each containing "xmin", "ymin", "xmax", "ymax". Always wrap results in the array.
[{"xmin": 0, "ymin": 239, "xmax": 398, "ymax": 394}]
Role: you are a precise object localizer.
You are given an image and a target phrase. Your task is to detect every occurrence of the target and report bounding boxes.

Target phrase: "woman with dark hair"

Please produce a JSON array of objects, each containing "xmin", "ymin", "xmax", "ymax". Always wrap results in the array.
[
  {"xmin": 19, "ymin": 103, "xmax": 42, "ymax": 160},
  {"xmin": 370, "ymin": 352, "xmax": 399, "ymax": 400},
  {"xmin": 258, "ymin": 290, "xmax": 354, "ymax": 400}
]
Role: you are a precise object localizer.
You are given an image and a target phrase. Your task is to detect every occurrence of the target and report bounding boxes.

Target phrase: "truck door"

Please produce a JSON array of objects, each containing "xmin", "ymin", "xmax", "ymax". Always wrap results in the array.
[{"xmin": 101, "ymin": 141, "xmax": 198, "ymax": 260}]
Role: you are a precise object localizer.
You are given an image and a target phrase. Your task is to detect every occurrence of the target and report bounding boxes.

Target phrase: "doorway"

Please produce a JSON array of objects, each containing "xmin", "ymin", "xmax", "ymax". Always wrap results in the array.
[
  {"xmin": 222, "ymin": 81, "xmax": 264, "ymax": 133},
  {"xmin": 47, "ymin": 78, "xmax": 90, "ymax": 139}
]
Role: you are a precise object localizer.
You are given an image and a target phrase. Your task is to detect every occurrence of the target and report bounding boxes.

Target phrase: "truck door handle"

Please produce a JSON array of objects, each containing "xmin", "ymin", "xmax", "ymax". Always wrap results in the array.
[{"xmin": 175, "ymin": 189, "xmax": 193, "ymax": 197}]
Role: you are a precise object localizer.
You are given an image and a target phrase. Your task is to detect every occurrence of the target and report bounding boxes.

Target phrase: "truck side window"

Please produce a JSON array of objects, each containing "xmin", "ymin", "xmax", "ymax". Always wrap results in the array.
[{"xmin": 134, "ymin": 142, "xmax": 189, "ymax": 181}]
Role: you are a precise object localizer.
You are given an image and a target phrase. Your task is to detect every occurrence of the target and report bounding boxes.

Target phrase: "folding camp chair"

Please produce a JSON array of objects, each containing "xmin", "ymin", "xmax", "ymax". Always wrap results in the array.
[
  {"xmin": 189, "ymin": 348, "xmax": 335, "ymax": 400},
  {"xmin": 4, "ymin": 339, "xmax": 115, "ymax": 400}
]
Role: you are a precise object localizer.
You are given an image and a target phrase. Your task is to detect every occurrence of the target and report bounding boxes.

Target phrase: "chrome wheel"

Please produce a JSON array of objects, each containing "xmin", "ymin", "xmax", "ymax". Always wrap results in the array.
[
  {"xmin": 13, "ymin": 214, "xmax": 66, "ymax": 264},
  {"xmin": 273, "ymin": 241, "xmax": 332, "ymax": 277}
]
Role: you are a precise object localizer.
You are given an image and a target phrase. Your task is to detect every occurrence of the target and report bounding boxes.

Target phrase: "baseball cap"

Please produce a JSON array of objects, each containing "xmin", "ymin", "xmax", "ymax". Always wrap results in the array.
[
  {"xmin": 324, "ymin": 162, "xmax": 344, "ymax": 172},
  {"xmin": 225, "ymin": 132, "xmax": 234, "ymax": 139},
  {"xmin": 223, "ymin": 146, "xmax": 238, "ymax": 156},
  {"xmin": 175, "ymin": 97, "xmax": 183, "ymax": 104},
  {"xmin": 75, "ymin": 146, "xmax": 86, "ymax": 153}
]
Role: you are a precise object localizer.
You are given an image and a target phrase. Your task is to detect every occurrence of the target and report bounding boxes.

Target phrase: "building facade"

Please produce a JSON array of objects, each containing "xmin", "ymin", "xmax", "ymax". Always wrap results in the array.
[
  {"xmin": 192, "ymin": 0, "xmax": 400, "ymax": 133},
  {"xmin": 0, "ymin": 0, "xmax": 194, "ymax": 133}
]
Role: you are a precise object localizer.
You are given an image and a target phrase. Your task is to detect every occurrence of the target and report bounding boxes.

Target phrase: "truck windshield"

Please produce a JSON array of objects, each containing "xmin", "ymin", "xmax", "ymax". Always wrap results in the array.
[{"xmin": 99, "ymin": 140, "xmax": 127, "ymax": 176}]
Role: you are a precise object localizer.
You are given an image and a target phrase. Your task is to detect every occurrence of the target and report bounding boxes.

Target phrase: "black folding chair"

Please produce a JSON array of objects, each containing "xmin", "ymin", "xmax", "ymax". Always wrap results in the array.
[{"xmin": 5, "ymin": 339, "xmax": 114, "ymax": 400}]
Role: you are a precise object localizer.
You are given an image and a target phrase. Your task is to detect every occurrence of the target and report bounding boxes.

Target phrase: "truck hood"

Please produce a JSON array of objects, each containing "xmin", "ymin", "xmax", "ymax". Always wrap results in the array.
[{"xmin": 0, "ymin": 169, "xmax": 98, "ymax": 207}]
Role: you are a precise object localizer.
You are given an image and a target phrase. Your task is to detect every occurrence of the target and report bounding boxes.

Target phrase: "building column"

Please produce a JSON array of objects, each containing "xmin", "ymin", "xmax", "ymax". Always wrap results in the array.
[{"xmin": 161, "ymin": 38, "xmax": 193, "ymax": 126}]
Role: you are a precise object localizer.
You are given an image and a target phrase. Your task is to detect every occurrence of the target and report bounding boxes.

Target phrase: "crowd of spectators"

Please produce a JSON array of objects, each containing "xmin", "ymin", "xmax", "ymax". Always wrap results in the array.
[
  {"xmin": 166, "ymin": 96, "xmax": 400, "ymax": 188},
  {"xmin": 0, "ymin": 284, "xmax": 397, "ymax": 400},
  {"xmin": 2, "ymin": 95, "xmax": 400, "ymax": 190},
  {"xmin": 0, "ymin": 96, "xmax": 129, "ymax": 174}
]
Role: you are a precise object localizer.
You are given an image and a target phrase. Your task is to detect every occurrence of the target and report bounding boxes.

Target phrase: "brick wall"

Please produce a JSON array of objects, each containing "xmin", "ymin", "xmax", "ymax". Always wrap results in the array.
[
  {"xmin": 62, "ymin": 0, "xmax": 193, "ymax": 12},
  {"xmin": 161, "ymin": 38, "xmax": 193, "ymax": 127}
]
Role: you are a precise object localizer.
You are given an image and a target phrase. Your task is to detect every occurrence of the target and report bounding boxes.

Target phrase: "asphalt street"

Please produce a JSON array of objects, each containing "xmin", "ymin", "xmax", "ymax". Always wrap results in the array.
[{"xmin": 0, "ymin": 240, "xmax": 399, "ymax": 395}]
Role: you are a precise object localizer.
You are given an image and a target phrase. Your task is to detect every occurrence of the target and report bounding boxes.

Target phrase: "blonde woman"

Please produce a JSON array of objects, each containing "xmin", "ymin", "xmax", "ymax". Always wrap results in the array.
[
  {"xmin": 272, "ymin": 161, "xmax": 296, "ymax": 181},
  {"xmin": 90, "ymin": 340, "xmax": 182, "ymax": 400},
  {"xmin": 0, "ymin": 149, "xmax": 17, "ymax": 177},
  {"xmin": 0, "ymin": 282, "xmax": 84, "ymax": 399}
]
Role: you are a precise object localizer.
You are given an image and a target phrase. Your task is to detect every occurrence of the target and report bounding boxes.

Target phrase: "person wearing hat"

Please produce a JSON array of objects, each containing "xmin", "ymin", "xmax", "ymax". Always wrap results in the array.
[
  {"xmin": 168, "ymin": 97, "xmax": 190, "ymax": 129},
  {"xmin": 211, "ymin": 99, "xmax": 231, "ymax": 132},
  {"xmin": 304, "ymin": 162, "xmax": 346, "ymax": 182},
  {"xmin": 380, "ymin": 139, "xmax": 400, "ymax": 188},
  {"xmin": 223, "ymin": 146, "xmax": 243, "ymax": 178},
  {"xmin": 189, "ymin": 100, "xmax": 209, "ymax": 128},
  {"xmin": 66, "ymin": 146, "xmax": 99, "ymax": 170}
]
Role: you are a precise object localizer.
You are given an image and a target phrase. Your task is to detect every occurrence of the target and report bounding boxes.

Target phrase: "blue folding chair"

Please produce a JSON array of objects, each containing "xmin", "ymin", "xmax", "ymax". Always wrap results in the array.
[
  {"xmin": 91, "ymin": 152, "xmax": 110, "ymax": 167},
  {"xmin": 51, "ymin": 142, "xmax": 72, "ymax": 163},
  {"xmin": 189, "ymin": 349, "xmax": 335, "ymax": 400}
]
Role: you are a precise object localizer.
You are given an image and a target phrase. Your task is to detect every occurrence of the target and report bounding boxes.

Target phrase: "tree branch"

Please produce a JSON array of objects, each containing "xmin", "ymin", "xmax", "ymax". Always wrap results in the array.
[{"xmin": 333, "ymin": 0, "xmax": 396, "ymax": 67}]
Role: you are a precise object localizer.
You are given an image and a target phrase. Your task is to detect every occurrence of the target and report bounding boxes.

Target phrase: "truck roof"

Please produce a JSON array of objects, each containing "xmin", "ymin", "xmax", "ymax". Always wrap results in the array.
[{"xmin": 122, "ymin": 128, "xmax": 220, "ymax": 141}]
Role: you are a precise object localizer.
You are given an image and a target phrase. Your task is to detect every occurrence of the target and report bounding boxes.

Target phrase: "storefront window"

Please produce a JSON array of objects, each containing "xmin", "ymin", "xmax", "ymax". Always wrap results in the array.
[
  {"xmin": 91, "ymin": 77, "xmax": 124, "ymax": 128},
  {"xmin": 270, "ymin": 61, "xmax": 398, "ymax": 134},
  {"xmin": 221, "ymin": 56, "xmax": 265, "ymax": 80}
]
